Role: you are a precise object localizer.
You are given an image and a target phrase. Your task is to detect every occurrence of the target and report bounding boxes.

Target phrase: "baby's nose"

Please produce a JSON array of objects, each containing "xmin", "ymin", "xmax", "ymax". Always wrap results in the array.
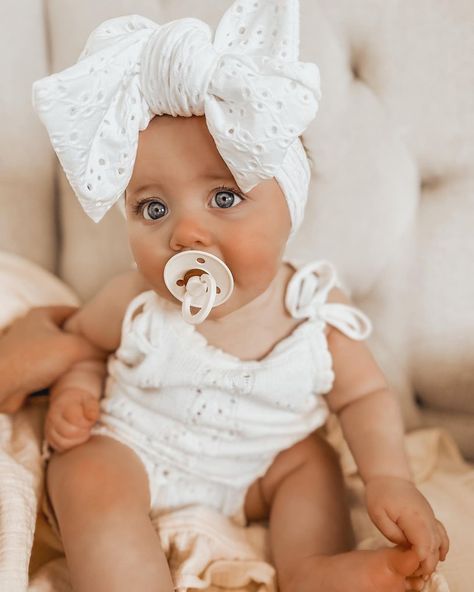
[{"xmin": 169, "ymin": 215, "xmax": 213, "ymax": 251}]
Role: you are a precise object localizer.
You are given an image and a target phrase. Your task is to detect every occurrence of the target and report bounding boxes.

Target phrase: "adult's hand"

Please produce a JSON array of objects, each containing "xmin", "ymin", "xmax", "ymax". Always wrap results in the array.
[{"xmin": 0, "ymin": 306, "xmax": 104, "ymax": 413}]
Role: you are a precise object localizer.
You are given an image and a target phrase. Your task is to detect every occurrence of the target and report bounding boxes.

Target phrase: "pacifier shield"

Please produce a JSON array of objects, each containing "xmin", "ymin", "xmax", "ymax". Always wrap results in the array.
[{"xmin": 163, "ymin": 250, "xmax": 234, "ymax": 308}]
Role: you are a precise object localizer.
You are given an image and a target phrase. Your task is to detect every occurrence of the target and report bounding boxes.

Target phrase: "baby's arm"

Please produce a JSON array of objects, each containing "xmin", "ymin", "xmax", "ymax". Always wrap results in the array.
[
  {"xmin": 45, "ymin": 270, "xmax": 150, "ymax": 452},
  {"xmin": 325, "ymin": 289, "xmax": 449, "ymax": 576}
]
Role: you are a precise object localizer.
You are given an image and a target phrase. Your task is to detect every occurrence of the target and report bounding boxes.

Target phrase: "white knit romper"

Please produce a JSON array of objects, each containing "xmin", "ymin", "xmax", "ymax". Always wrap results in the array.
[{"xmin": 91, "ymin": 260, "xmax": 372, "ymax": 521}]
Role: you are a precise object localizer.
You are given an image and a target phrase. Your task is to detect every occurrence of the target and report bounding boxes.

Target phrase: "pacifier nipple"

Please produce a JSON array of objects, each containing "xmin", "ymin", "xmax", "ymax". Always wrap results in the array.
[{"xmin": 163, "ymin": 250, "xmax": 234, "ymax": 325}]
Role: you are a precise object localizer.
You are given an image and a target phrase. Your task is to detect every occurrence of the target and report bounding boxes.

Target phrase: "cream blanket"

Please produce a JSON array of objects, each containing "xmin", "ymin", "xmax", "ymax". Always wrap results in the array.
[{"xmin": 1, "ymin": 251, "xmax": 472, "ymax": 592}]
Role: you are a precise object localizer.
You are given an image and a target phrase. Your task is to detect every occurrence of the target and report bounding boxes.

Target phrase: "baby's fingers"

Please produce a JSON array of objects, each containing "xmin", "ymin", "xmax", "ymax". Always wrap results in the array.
[
  {"xmin": 436, "ymin": 520, "xmax": 449, "ymax": 561},
  {"xmin": 45, "ymin": 410, "xmax": 88, "ymax": 450},
  {"xmin": 46, "ymin": 425, "xmax": 91, "ymax": 452},
  {"xmin": 371, "ymin": 507, "xmax": 409, "ymax": 546},
  {"xmin": 397, "ymin": 514, "xmax": 441, "ymax": 576},
  {"xmin": 413, "ymin": 522, "xmax": 449, "ymax": 579},
  {"xmin": 405, "ymin": 575, "xmax": 428, "ymax": 591},
  {"xmin": 82, "ymin": 396, "xmax": 100, "ymax": 422},
  {"xmin": 50, "ymin": 413, "xmax": 90, "ymax": 440},
  {"xmin": 61, "ymin": 398, "xmax": 97, "ymax": 427},
  {"xmin": 45, "ymin": 425, "xmax": 69, "ymax": 452},
  {"xmin": 419, "ymin": 548, "xmax": 439, "ymax": 578},
  {"xmin": 397, "ymin": 513, "xmax": 435, "ymax": 561}
]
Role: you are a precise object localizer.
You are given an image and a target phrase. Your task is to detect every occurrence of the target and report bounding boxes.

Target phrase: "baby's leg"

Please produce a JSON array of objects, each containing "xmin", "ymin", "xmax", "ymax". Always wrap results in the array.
[
  {"xmin": 245, "ymin": 432, "xmax": 422, "ymax": 592},
  {"xmin": 46, "ymin": 435, "xmax": 174, "ymax": 592}
]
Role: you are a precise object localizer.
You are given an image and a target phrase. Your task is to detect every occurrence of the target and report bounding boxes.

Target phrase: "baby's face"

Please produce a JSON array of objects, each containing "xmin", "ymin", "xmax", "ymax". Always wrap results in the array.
[{"xmin": 125, "ymin": 115, "xmax": 291, "ymax": 318}]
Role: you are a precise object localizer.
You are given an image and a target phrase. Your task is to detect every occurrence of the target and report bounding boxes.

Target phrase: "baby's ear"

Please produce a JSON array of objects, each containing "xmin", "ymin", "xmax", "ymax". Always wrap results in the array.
[{"xmin": 214, "ymin": 0, "xmax": 300, "ymax": 61}]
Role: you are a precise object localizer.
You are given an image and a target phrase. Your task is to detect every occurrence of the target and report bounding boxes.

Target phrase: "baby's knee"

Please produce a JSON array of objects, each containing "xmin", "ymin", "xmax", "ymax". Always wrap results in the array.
[
  {"xmin": 48, "ymin": 449, "xmax": 112, "ymax": 512},
  {"xmin": 47, "ymin": 437, "xmax": 148, "ymax": 514},
  {"xmin": 297, "ymin": 433, "xmax": 347, "ymax": 489},
  {"xmin": 283, "ymin": 431, "xmax": 341, "ymax": 473},
  {"xmin": 261, "ymin": 432, "xmax": 342, "ymax": 501},
  {"xmin": 306, "ymin": 432, "xmax": 341, "ymax": 467}
]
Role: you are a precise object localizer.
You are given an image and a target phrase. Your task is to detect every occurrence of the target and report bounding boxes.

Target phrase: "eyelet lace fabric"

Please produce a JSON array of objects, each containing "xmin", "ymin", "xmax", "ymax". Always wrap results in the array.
[
  {"xmin": 90, "ymin": 259, "xmax": 371, "ymax": 519},
  {"xmin": 32, "ymin": 1, "xmax": 320, "ymax": 233}
]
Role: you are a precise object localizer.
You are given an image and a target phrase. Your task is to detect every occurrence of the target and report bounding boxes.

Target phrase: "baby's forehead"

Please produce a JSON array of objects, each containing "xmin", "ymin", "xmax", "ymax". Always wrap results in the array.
[
  {"xmin": 138, "ymin": 114, "xmax": 217, "ymax": 151},
  {"xmin": 129, "ymin": 115, "xmax": 235, "ymax": 192}
]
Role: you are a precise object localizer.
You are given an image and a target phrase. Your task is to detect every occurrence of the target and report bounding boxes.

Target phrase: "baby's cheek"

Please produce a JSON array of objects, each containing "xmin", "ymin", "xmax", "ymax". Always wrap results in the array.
[
  {"xmin": 128, "ymin": 232, "xmax": 168, "ymax": 291},
  {"xmin": 137, "ymin": 263, "xmax": 171, "ymax": 301},
  {"xmin": 227, "ymin": 240, "xmax": 280, "ymax": 292}
]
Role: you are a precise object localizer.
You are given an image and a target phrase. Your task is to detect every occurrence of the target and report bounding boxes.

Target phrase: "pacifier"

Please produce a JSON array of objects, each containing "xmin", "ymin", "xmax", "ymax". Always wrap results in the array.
[{"xmin": 163, "ymin": 250, "xmax": 234, "ymax": 325}]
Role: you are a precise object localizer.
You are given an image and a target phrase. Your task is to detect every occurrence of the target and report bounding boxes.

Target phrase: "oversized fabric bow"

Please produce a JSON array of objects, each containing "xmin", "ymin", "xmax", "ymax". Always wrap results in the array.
[{"xmin": 32, "ymin": 0, "xmax": 320, "ymax": 223}]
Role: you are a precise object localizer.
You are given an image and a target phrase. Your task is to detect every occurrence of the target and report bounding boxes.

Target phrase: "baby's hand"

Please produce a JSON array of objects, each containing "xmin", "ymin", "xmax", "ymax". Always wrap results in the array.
[
  {"xmin": 45, "ymin": 389, "xmax": 100, "ymax": 452},
  {"xmin": 365, "ymin": 475, "xmax": 449, "ymax": 578}
]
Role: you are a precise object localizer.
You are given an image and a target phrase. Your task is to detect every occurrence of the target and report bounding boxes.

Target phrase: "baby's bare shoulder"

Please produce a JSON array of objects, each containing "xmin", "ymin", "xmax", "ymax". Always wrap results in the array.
[
  {"xmin": 327, "ymin": 286, "xmax": 351, "ymax": 305},
  {"xmin": 100, "ymin": 268, "xmax": 150, "ymax": 298},
  {"xmin": 65, "ymin": 269, "xmax": 151, "ymax": 352},
  {"xmin": 322, "ymin": 287, "xmax": 351, "ymax": 336}
]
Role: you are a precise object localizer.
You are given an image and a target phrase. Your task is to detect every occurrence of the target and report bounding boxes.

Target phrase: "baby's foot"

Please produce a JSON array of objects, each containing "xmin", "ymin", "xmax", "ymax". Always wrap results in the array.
[{"xmin": 280, "ymin": 546, "xmax": 425, "ymax": 592}]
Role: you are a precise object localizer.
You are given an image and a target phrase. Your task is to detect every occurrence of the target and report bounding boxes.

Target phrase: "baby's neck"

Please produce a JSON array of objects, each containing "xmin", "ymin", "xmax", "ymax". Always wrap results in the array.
[
  {"xmin": 194, "ymin": 262, "xmax": 300, "ymax": 362},
  {"xmin": 198, "ymin": 262, "xmax": 293, "ymax": 332}
]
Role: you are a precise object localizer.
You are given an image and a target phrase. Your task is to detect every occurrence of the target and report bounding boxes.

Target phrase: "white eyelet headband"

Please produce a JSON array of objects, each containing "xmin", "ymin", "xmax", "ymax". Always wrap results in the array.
[{"xmin": 32, "ymin": 0, "xmax": 321, "ymax": 237}]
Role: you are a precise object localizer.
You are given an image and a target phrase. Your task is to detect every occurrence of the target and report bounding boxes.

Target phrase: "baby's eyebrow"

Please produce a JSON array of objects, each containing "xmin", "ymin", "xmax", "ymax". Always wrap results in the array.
[
  {"xmin": 126, "ymin": 183, "xmax": 164, "ymax": 199},
  {"xmin": 199, "ymin": 171, "xmax": 230, "ymax": 179},
  {"xmin": 127, "ymin": 174, "xmax": 235, "ymax": 197}
]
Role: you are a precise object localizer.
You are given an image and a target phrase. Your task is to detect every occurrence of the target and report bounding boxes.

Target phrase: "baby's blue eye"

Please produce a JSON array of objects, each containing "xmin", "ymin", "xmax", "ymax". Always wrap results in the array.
[
  {"xmin": 210, "ymin": 190, "xmax": 243, "ymax": 209},
  {"xmin": 142, "ymin": 200, "xmax": 167, "ymax": 220}
]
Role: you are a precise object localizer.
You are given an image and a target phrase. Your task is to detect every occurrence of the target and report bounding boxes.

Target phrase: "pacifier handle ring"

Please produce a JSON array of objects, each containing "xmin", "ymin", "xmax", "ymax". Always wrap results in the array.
[{"xmin": 182, "ymin": 273, "xmax": 217, "ymax": 325}]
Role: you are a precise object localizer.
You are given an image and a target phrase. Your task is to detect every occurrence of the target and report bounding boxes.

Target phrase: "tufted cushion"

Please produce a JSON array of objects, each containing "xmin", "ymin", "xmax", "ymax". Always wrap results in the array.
[
  {"xmin": 0, "ymin": 0, "xmax": 473, "ymax": 457},
  {"xmin": 0, "ymin": 1, "xmax": 57, "ymax": 270}
]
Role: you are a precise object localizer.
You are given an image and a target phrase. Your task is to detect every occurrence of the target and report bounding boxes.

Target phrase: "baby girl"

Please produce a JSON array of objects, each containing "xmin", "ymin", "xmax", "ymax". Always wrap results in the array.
[{"xmin": 33, "ymin": 1, "xmax": 448, "ymax": 591}]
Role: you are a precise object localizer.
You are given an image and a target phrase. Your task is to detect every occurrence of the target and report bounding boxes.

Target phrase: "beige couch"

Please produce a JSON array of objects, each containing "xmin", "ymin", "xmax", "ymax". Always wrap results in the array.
[{"xmin": 3, "ymin": 0, "xmax": 472, "ymax": 457}]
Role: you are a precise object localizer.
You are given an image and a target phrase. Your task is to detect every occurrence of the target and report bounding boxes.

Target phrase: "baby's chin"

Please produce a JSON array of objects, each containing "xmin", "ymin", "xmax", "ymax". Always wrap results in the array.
[{"xmin": 151, "ymin": 287, "xmax": 181, "ymax": 308}]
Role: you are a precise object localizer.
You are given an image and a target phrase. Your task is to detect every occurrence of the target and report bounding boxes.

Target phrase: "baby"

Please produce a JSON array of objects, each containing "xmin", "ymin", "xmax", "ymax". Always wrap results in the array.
[{"xmin": 33, "ymin": 2, "xmax": 448, "ymax": 592}]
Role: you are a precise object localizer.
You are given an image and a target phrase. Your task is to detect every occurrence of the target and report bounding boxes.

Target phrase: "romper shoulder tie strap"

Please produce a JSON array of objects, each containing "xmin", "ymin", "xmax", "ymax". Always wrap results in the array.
[
  {"xmin": 285, "ymin": 260, "xmax": 372, "ymax": 341},
  {"xmin": 121, "ymin": 290, "xmax": 155, "ymax": 333}
]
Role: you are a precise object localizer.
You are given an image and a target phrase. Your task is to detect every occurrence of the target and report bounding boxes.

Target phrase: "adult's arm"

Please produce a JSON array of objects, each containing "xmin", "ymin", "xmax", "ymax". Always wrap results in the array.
[{"xmin": 0, "ymin": 306, "xmax": 104, "ymax": 413}]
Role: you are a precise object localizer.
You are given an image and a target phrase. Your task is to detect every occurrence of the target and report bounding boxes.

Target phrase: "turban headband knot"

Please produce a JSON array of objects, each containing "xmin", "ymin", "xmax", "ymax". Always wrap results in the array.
[{"xmin": 33, "ymin": 0, "xmax": 321, "ymax": 237}]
